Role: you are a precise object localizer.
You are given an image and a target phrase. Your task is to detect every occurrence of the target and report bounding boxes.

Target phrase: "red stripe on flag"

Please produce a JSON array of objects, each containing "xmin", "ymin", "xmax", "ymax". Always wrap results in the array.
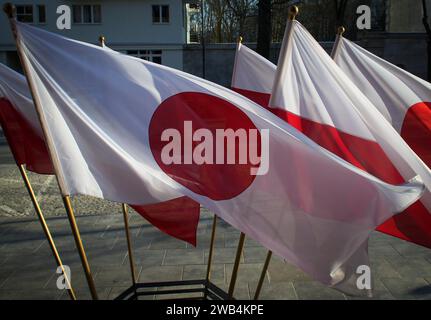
[
  {"xmin": 269, "ymin": 106, "xmax": 431, "ymax": 248},
  {"xmin": 232, "ymin": 87, "xmax": 271, "ymax": 109},
  {"xmin": 232, "ymin": 87, "xmax": 431, "ymax": 248},
  {"xmin": 401, "ymin": 102, "xmax": 431, "ymax": 168},
  {"xmin": 131, "ymin": 197, "xmax": 200, "ymax": 246},
  {"xmin": 0, "ymin": 97, "xmax": 54, "ymax": 174}
]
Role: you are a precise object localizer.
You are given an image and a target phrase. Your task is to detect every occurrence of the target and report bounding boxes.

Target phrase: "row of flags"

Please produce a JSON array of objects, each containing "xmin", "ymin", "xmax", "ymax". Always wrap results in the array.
[
  {"xmin": 0, "ymin": 16, "xmax": 429, "ymax": 295},
  {"xmin": 232, "ymin": 21, "xmax": 431, "ymax": 249}
]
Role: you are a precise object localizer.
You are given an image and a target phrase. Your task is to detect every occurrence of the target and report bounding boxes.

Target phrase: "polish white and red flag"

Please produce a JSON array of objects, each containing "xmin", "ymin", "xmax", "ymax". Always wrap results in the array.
[
  {"xmin": 15, "ymin": 22, "xmax": 424, "ymax": 292},
  {"xmin": 0, "ymin": 62, "xmax": 200, "ymax": 245},
  {"xmin": 231, "ymin": 23, "xmax": 431, "ymax": 249}
]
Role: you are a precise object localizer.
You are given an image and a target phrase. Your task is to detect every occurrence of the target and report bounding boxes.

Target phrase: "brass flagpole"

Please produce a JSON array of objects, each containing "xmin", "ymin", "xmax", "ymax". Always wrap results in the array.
[
  {"xmin": 202, "ymin": 214, "xmax": 217, "ymax": 298},
  {"xmin": 227, "ymin": 231, "xmax": 245, "ymax": 298},
  {"xmin": 330, "ymin": 26, "xmax": 346, "ymax": 59},
  {"xmin": 253, "ymin": 250, "xmax": 271, "ymax": 299},
  {"xmin": 18, "ymin": 165, "xmax": 76, "ymax": 300},
  {"xmin": 121, "ymin": 204, "xmax": 137, "ymax": 286},
  {"xmin": 97, "ymin": 35, "xmax": 137, "ymax": 289},
  {"xmin": 3, "ymin": 3, "xmax": 98, "ymax": 300},
  {"xmin": 254, "ymin": 4, "xmax": 300, "ymax": 301},
  {"xmin": 205, "ymin": 215, "xmax": 217, "ymax": 282}
]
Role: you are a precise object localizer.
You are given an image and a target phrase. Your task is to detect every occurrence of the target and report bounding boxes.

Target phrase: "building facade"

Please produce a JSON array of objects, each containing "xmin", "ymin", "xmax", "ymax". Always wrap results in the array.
[{"xmin": 0, "ymin": 0, "xmax": 192, "ymax": 71}]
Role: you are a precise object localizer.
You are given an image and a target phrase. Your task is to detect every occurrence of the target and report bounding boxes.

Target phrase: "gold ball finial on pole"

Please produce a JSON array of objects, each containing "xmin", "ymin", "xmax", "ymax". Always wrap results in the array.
[
  {"xmin": 98, "ymin": 35, "xmax": 105, "ymax": 46},
  {"xmin": 3, "ymin": 2, "xmax": 16, "ymax": 18},
  {"xmin": 288, "ymin": 5, "xmax": 299, "ymax": 21},
  {"xmin": 337, "ymin": 26, "xmax": 346, "ymax": 36},
  {"xmin": 238, "ymin": 36, "xmax": 243, "ymax": 44}
]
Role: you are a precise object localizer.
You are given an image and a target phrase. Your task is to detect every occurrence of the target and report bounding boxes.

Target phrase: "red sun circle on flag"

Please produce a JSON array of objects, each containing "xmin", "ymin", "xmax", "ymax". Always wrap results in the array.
[{"xmin": 149, "ymin": 92, "xmax": 262, "ymax": 201}]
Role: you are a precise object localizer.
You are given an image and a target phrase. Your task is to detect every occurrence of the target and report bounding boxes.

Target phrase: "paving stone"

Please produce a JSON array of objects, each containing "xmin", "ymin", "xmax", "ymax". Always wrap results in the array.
[
  {"xmin": 292, "ymin": 281, "xmax": 346, "ymax": 300},
  {"xmin": 139, "ymin": 265, "xmax": 183, "ymax": 283},
  {"xmin": 59, "ymin": 286, "xmax": 111, "ymax": 300},
  {"xmin": 128, "ymin": 249, "xmax": 165, "ymax": 267},
  {"xmin": 204, "ymin": 247, "xmax": 244, "ymax": 264},
  {"xmin": 370, "ymin": 257, "xmax": 402, "ymax": 279},
  {"xmin": 1, "ymin": 268, "xmax": 56, "ymax": 290},
  {"xmin": 256, "ymin": 281, "xmax": 298, "ymax": 300},
  {"xmin": 191, "ymin": 232, "xmax": 225, "ymax": 249},
  {"xmin": 163, "ymin": 249, "xmax": 205, "ymax": 266},
  {"xmin": 0, "ymin": 289, "xmax": 63, "ymax": 300},
  {"xmin": 150, "ymin": 236, "xmax": 187, "ymax": 250},
  {"xmin": 384, "ymin": 256, "xmax": 431, "ymax": 278},
  {"xmin": 391, "ymin": 242, "xmax": 431, "ymax": 258},
  {"xmin": 381, "ymin": 277, "xmax": 431, "ymax": 299},
  {"xmin": 225, "ymin": 263, "xmax": 265, "ymax": 285},
  {"xmin": 183, "ymin": 264, "xmax": 225, "ymax": 282},
  {"xmin": 243, "ymin": 246, "xmax": 270, "ymax": 263},
  {"xmin": 267, "ymin": 258, "xmax": 312, "ymax": 282},
  {"xmin": 224, "ymin": 232, "xmax": 241, "ymax": 248},
  {"xmin": 95, "ymin": 265, "xmax": 142, "ymax": 287}
]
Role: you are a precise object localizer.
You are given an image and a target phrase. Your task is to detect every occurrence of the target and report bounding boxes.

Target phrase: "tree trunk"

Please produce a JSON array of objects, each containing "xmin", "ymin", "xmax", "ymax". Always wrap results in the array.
[{"xmin": 256, "ymin": 0, "xmax": 271, "ymax": 59}]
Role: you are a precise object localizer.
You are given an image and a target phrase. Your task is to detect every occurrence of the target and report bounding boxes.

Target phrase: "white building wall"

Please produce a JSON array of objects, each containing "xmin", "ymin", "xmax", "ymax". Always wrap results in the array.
[{"xmin": 0, "ymin": 0, "xmax": 185, "ymax": 70}]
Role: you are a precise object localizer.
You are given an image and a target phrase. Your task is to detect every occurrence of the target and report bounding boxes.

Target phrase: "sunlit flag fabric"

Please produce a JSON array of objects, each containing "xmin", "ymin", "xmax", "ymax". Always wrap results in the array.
[
  {"xmin": 265, "ymin": 20, "xmax": 431, "ymax": 249},
  {"xmin": 332, "ymin": 37, "xmax": 431, "ymax": 247},
  {"xmin": 231, "ymin": 43, "xmax": 431, "ymax": 249},
  {"xmin": 0, "ymin": 63, "xmax": 53, "ymax": 174},
  {"xmin": 0, "ymin": 62, "xmax": 200, "ymax": 246},
  {"xmin": 333, "ymin": 37, "xmax": 431, "ymax": 167},
  {"xmin": 231, "ymin": 42, "xmax": 276, "ymax": 107},
  {"xmin": 15, "ymin": 22, "xmax": 425, "ymax": 293}
]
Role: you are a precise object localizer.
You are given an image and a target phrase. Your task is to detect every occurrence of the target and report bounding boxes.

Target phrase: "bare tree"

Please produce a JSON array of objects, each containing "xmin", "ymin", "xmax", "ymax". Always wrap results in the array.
[{"xmin": 256, "ymin": 0, "xmax": 272, "ymax": 58}]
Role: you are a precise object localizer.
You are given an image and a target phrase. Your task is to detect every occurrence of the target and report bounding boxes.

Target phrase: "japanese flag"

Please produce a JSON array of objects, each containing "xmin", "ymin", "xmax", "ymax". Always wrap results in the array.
[{"xmin": 15, "ymin": 22, "xmax": 424, "ymax": 293}]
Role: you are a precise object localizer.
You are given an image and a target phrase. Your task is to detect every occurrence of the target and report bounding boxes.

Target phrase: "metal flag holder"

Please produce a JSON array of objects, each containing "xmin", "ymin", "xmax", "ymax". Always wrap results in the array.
[{"xmin": 113, "ymin": 208, "xmax": 232, "ymax": 300}]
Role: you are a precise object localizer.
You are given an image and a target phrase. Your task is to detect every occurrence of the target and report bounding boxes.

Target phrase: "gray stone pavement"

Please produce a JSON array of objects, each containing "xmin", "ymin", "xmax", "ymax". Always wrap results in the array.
[{"xmin": 0, "ymin": 145, "xmax": 431, "ymax": 300}]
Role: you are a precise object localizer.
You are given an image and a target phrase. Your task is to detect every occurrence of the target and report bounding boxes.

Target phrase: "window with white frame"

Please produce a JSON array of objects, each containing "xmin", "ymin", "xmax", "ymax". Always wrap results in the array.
[
  {"xmin": 16, "ymin": 5, "xmax": 33, "ymax": 23},
  {"xmin": 72, "ymin": 4, "xmax": 102, "ymax": 24},
  {"xmin": 126, "ymin": 50, "xmax": 162, "ymax": 64},
  {"xmin": 152, "ymin": 5, "xmax": 169, "ymax": 24}
]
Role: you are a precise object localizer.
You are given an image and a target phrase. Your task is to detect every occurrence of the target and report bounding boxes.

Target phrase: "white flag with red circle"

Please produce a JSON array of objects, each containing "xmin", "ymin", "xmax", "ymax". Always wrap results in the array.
[
  {"xmin": 0, "ymin": 62, "xmax": 200, "ymax": 246},
  {"xmin": 15, "ymin": 22, "xmax": 424, "ymax": 292}
]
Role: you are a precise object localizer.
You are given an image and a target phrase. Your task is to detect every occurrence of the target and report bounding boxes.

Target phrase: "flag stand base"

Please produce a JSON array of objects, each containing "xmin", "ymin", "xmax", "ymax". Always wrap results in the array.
[{"xmin": 114, "ymin": 279, "xmax": 231, "ymax": 300}]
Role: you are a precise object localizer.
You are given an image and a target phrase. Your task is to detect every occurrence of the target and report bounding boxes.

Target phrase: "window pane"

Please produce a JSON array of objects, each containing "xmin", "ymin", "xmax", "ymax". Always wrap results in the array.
[
  {"xmin": 16, "ymin": 5, "xmax": 33, "ymax": 23},
  {"xmin": 93, "ymin": 5, "xmax": 101, "ymax": 23},
  {"xmin": 83, "ymin": 5, "xmax": 92, "ymax": 23},
  {"xmin": 152, "ymin": 5, "xmax": 160, "ymax": 23},
  {"xmin": 152, "ymin": 56, "xmax": 162, "ymax": 64},
  {"xmin": 161, "ymin": 5, "xmax": 169, "ymax": 23},
  {"xmin": 73, "ymin": 5, "xmax": 82, "ymax": 23},
  {"xmin": 38, "ymin": 5, "xmax": 46, "ymax": 23}
]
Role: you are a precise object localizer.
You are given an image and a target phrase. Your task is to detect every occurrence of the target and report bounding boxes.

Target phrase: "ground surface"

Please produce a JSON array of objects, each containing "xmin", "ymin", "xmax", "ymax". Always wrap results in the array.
[{"xmin": 1, "ymin": 144, "xmax": 431, "ymax": 300}]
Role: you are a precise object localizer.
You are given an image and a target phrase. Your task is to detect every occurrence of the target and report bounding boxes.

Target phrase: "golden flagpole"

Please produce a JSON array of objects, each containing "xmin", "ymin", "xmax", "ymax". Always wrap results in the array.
[
  {"xmin": 254, "ymin": 4, "xmax": 300, "ymax": 300},
  {"xmin": 3, "ymin": 3, "xmax": 98, "ymax": 300},
  {"xmin": 97, "ymin": 35, "xmax": 137, "ymax": 289},
  {"xmin": 330, "ymin": 26, "xmax": 346, "ymax": 59},
  {"xmin": 227, "ymin": 231, "xmax": 245, "ymax": 298},
  {"xmin": 18, "ymin": 165, "xmax": 76, "ymax": 300},
  {"xmin": 205, "ymin": 215, "xmax": 217, "ymax": 282},
  {"xmin": 253, "ymin": 250, "xmax": 272, "ymax": 299},
  {"xmin": 121, "ymin": 204, "xmax": 137, "ymax": 286}
]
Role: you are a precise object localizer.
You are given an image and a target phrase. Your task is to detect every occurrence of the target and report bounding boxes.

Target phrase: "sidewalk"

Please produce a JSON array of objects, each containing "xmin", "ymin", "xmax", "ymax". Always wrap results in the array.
[{"xmin": 1, "ymin": 146, "xmax": 431, "ymax": 300}]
